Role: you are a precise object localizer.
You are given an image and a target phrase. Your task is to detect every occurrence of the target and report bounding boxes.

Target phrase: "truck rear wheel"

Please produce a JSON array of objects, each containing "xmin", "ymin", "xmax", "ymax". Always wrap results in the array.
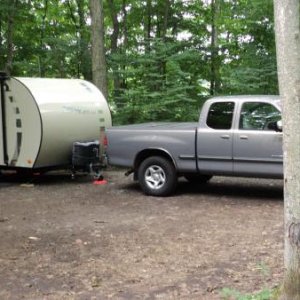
[{"xmin": 138, "ymin": 156, "xmax": 177, "ymax": 196}]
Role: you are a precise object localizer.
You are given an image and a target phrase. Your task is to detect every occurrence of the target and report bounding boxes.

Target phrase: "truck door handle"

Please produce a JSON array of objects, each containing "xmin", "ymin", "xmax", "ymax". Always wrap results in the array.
[
  {"xmin": 221, "ymin": 135, "xmax": 230, "ymax": 139},
  {"xmin": 240, "ymin": 135, "xmax": 248, "ymax": 140}
]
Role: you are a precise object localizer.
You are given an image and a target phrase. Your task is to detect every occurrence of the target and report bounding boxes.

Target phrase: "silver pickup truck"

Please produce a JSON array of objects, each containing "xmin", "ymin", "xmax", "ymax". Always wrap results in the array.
[{"xmin": 106, "ymin": 96, "xmax": 283, "ymax": 196}]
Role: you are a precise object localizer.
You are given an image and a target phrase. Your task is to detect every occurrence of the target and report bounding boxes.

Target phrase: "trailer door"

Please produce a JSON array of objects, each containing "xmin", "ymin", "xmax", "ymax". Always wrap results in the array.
[
  {"xmin": 0, "ymin": 77, "xmax": 23, "ymax": 167},
  {"xmin": 0, "ymin": 73, "xmax": 9, "ymax": 166}
]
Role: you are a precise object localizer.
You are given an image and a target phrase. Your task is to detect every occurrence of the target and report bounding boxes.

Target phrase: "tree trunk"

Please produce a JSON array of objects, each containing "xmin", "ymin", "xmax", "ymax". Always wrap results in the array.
[
  {"xmin": 144, "ymin": 0, "xmax": 152, "ymax": 53},
  {"xmin": 274, "ymin": 0, "xmax": 300, "ymax": 299},
  {"xmin": 162, "ymin": 0, "xmax": 170, "ymax": 42},
  {"xmin": 107, "ymin": 0, "xmax": 119, "ymax": 54},
  {"xmin": 122, "ymin": 0, "xmax": 128, "ymax": 49},
  {"xmin": 210, "ymin": 0, "xmax": 220, "ymax": 96},
  {"xmin": 89, "ymin": 0, "xmax": 109, "ymax": 100},
  {"xmin": 76, "ymin": 0, "xmax": 89, "ymax": 79},
  {"xmin": 5, "ymin": 0, "xmax": 18, "ymax": 75},
  {"xmin": 66, "ymin": 0, "xmax": 90, "ymax": 79},
  {"xmin": 39, "ymin": 0, "xmax": 48, "ymax": 77},
  {"xmin": 0, "ymin": 13, "xmax": 3, "ymax": 68},
  {"xmin": 107, "ymin": 0, "xmax": 121, "ymax": 94}
]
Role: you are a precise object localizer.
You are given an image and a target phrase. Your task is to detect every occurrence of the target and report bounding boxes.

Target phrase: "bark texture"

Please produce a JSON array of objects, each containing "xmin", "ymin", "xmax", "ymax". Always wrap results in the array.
[
  {"xmin": 274, "ymin": 0, "xmax": 300, "ymax": 299},
  {"xmin": 89, "ymin": 0, "xmax": 109, "ymax": 100},
  {"xmin": 210, "ymin": 0, "xmax": 221, "ymax": 95},
  {"xmin": 5, "ymin": 0, "xmax": 18, "ymax": 75}
]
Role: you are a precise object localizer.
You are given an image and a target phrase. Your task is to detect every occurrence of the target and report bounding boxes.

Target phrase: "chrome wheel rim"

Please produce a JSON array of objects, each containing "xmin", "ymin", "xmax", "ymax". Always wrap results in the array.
[{"xmin": 144, "ymin": 165, "xmax": 166, "ymax": 190}]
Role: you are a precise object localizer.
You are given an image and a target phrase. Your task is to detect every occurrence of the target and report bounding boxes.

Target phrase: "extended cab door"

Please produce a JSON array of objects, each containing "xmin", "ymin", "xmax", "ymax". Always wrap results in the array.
[
  {"xmin": 233, "ymin": 101, "xmax": 283, "ymax": 177},
  {"xmin": 197, "ymin": 101, "xmax": 236, "ymax": 174}
]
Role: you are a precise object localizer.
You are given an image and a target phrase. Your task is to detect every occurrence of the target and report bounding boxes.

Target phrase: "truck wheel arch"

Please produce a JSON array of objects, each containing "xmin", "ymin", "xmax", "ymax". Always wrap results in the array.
[{"xmin": 133, "ymin": 149, "xmax": 176, "ymax": 179}]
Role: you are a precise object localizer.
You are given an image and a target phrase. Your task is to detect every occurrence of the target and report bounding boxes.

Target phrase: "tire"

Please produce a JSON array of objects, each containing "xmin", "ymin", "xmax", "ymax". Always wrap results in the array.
[
  {"xmin": 138, "ymin": 156, "xmax": 177, "ymax": 196},
  {"xmin": 184, "ymin": 174, "xmax": 212, "ymax": 184}
]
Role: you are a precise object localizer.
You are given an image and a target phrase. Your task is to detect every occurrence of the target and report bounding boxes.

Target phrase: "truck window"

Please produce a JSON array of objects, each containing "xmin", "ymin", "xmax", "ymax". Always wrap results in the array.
[
  {"xmin": 206, "ymin": 102, "xmax": 235, "ymax": 130},
  {"xmin": 239, "ymin": 102, "xmax": 281, "ymax": 130}
]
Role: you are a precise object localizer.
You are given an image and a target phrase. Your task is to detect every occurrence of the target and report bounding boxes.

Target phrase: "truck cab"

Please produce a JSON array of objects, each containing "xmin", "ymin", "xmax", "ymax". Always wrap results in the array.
[{"xmin": 197, "ymin": 96, "xmax": 282, "ymax": 178}]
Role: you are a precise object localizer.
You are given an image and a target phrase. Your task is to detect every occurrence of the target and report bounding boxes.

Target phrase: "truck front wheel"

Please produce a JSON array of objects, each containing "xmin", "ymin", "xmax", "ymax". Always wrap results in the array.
[{"xmin": 138, "ymin": 156, "xmax": 177, "ymax": 196}]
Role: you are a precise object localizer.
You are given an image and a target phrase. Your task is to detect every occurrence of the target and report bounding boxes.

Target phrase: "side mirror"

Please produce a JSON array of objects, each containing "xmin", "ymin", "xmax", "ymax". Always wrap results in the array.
[
  {"xmin": 267, "ymin": 120, "xmax": 283, "ymax": 132},
  {"xmin": 276, "ymin": 120, "xmax": 283, "ymax": 132}
]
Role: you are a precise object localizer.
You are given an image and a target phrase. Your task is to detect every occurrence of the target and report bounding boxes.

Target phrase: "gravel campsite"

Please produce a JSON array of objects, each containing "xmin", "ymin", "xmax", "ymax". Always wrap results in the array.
[{"xmin": 0, "ymin": 171, "xmax": 283, "ymax": 299}]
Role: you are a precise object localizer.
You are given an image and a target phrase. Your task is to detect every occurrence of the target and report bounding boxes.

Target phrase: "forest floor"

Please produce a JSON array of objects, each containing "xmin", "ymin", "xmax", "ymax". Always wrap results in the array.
[{"xmin": 0, "ymin": 171, "xmax": 284, "ymax": 300}]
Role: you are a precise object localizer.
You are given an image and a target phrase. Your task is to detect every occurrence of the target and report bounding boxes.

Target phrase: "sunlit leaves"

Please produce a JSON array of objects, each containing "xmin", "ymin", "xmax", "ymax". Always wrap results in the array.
[{"xmin": 0, "ymin": 0, "xmax": 277, "ymax": 123}]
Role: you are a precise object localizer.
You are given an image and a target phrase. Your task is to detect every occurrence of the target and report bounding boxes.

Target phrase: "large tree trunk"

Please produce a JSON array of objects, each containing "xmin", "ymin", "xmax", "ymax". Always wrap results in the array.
[
  {"xmin": 89, "ymin": 0, "xmax": 109, "ymax": 100},
  {"xmin": 274, "ymin": 0, "xmax": 300, "ymax": 299}
]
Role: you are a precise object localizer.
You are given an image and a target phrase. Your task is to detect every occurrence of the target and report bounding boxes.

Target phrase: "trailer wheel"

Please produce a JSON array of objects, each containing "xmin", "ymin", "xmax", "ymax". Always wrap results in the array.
[
  {"xmin": 138, "ymin": 156, "xmax": 177, "ymax": 196},
  {"xmin": 184, "ymin": 174, "xmax": 212, "ymax": 184}
]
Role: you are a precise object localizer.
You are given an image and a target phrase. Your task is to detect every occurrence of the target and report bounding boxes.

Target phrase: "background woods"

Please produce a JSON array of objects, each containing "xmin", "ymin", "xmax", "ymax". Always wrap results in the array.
[{"xmin": 0, "ymin": 0, "xmax": 278, "ymax": 124}]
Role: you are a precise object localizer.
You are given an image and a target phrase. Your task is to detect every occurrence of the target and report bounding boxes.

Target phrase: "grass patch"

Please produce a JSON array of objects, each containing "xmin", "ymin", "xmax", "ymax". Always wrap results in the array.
[{"xmin": 220, "ymin": 287, "xmax": 275, "ymax": 300}]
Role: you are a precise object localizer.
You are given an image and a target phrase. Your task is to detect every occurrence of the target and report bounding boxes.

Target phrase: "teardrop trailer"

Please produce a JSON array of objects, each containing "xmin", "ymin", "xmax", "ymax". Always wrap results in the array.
[{"xmin": 0, "ymin": 72, "xmax": 112, "ymax": 178}]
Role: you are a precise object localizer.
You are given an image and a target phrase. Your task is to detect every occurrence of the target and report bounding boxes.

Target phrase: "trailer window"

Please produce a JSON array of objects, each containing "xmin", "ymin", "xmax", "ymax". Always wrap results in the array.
[
  {"xmin": 206, "ymin": 102, "xmax": 235, "ymax": 130},
  {"xmin": 16, "ymin": 119, "xmax": 22, "ymax": 128}
]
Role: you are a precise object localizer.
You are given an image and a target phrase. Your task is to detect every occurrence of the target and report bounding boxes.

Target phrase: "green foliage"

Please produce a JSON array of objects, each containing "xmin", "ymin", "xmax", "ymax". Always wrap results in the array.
[
  {"xmin": 0, "ymin": 0, "xmax": 90, "ymax": 78},
  {"xmin": 219, "ymin": 0, "xmax": 277, "ymax": 95},
  {"xmin": 220, "ymin": 287, "xmax": 275, "ymax": 300},
  {"xmin": 0, "ymin": 0, "xmax": 278, "ymax": 124},
  {"xmin": 108, "ymin": 38, "xmax": 204, "ymax": 124}
]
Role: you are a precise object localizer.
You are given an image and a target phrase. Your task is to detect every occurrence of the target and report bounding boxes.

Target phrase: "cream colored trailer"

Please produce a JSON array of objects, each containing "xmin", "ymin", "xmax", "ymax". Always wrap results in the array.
[{"xmin": 0, "ymin": 76, "xmax": 112, "ymax": 170}]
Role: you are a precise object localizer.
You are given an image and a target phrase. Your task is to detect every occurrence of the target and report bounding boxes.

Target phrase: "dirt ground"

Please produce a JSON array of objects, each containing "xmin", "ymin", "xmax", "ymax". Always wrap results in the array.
[{"xmin": 0, "ymin": 171, "xmax": 284, "ymax": 300}]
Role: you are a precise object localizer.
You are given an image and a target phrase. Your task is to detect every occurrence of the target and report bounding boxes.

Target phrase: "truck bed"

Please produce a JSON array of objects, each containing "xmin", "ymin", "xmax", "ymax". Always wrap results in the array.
[
  {"xmin": 108, "ymin": 122, "xmax": 198, "ymax": 131},
  {"xmin": 106, "ymin": 122, "xmax": 197, "ymax": 170}
]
